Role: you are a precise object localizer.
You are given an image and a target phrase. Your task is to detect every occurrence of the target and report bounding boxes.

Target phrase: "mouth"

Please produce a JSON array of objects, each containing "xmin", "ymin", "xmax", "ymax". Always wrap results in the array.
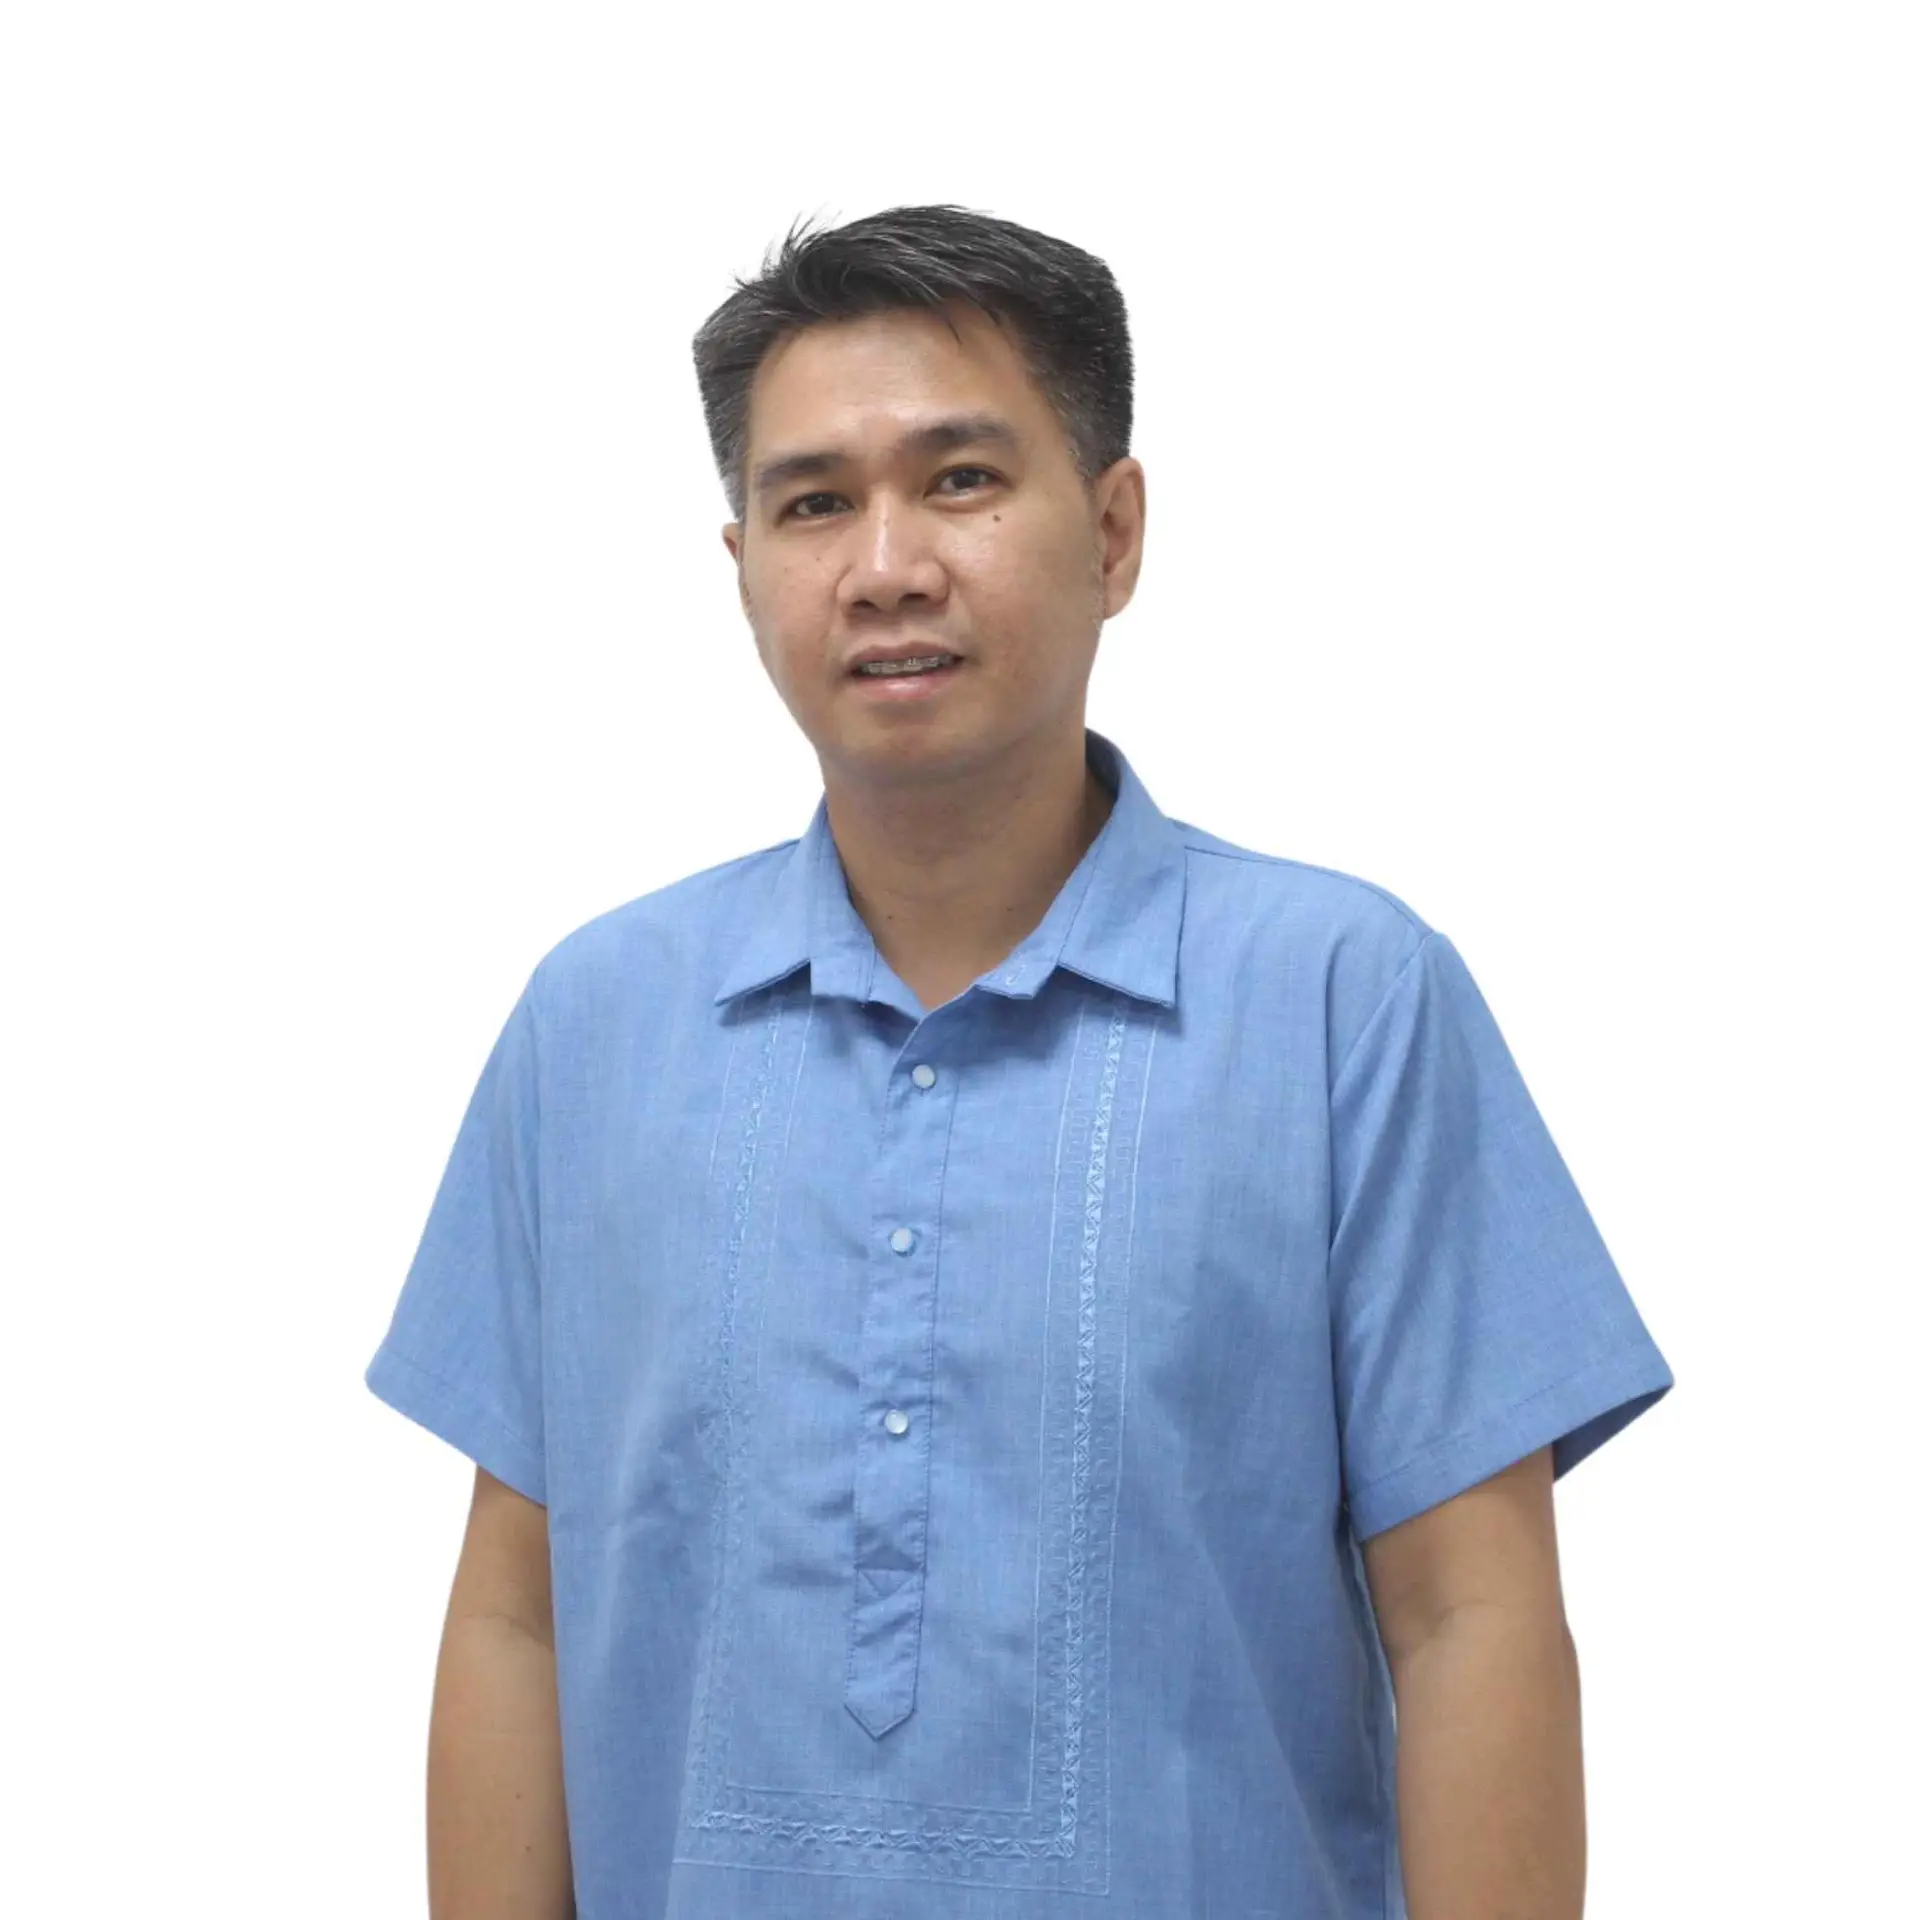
[
  {"xmin": 846, "ymin": 651, "xmax": 966, "ymax": 699},
  {"xmin": 848, "ymin": 651, "xmax": 963, "ymax": 679}
]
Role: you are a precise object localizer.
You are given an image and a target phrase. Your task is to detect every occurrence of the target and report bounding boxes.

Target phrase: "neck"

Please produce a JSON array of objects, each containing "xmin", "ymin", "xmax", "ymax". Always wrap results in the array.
[{"xmin": 823, "ymin": 725, "xmax": 1115, "ymax": 1003}]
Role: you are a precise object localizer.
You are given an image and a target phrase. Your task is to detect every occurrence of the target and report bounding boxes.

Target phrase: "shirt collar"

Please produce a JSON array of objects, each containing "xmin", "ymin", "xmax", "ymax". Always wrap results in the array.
[{"xmin": 711, "ymin": 729, "xmax": 1187, "ymax": 1011}]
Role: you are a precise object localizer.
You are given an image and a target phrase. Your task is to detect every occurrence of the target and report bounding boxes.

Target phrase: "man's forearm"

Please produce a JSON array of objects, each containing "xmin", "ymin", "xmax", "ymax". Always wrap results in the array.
[
  {"xmin": 427, "ymin": 1614, "xmax": 575, "ymax": 1920},
  {"xmin": 1389, "ymin": 1605, "xmax": 1586, "ymax": 1920}
]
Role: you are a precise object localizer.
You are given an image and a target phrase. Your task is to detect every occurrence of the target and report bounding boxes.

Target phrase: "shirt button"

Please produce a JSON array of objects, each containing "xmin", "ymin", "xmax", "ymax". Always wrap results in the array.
[
  {"xmin": 889, "ymin": 1226, "xmax": 916, "ymax": 1254},
  {"xmin": 911, "ymin": 1063, "xmax": 937, "ymax": 1089},
  {"xmin": 883, "ymin": 1408, "xmax": 910, "ymax": 1436}
]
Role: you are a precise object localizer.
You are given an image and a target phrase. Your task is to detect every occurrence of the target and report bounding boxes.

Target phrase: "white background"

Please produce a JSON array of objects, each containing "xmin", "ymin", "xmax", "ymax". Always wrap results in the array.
[{"xmin": 4, "ymin": 3, "xmax": 1913, "ymax": 1914}]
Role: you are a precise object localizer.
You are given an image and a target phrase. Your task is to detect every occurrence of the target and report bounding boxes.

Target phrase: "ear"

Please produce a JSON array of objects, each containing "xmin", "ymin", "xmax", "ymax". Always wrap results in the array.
[
  {"xmin": 1094, "ymin": 458, "xmax": 1147, "ymax": 619},
  {"xmin": 722, "ymin": 524, "xmax": 749, "ymax": 613}
]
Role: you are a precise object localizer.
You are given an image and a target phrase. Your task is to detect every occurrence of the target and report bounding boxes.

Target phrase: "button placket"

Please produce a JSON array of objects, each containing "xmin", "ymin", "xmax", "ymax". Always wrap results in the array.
[{"xmin": 845, "ymin": 1041, "xmax": 955, "ymax": 1740}]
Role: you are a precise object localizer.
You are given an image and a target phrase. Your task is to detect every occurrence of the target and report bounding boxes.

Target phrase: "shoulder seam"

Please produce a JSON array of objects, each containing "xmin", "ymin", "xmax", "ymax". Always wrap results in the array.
[
  {"xmin": 1329, "ymin": 929, "xmax": 1443, "ymax": 1098},
  {"xmin": 533, "ymin": 837, "xmax": 798, "ymax": 967},
  {"xmin": 1177, "ymin": 838, "xmax": 1430, "ymax": 934}
]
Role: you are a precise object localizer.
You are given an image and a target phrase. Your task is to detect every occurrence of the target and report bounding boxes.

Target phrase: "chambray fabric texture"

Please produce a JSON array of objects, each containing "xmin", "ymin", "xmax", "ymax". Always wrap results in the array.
[{"xmin": 364, "ymin": 728, "xmax": 1673, "ymax": 1920}]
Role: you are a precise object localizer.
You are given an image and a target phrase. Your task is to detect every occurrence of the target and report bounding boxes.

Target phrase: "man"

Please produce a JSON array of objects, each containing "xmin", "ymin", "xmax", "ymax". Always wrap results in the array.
[{"xmin": 365, "ymin": 203, "xmax": 1675, "ymax": 1920}]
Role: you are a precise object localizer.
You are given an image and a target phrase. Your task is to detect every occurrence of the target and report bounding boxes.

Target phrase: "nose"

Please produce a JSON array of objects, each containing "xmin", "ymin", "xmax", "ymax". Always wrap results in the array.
[{"xmin": 837, "ymin": 494, "xmax": 949, "ymax": 616}]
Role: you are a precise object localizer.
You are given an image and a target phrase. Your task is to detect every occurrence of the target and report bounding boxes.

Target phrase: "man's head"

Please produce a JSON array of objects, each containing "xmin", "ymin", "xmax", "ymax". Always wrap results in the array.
[{"xmin": 693, "ymin": 205, "xmax": 1145, "ymax": 793}]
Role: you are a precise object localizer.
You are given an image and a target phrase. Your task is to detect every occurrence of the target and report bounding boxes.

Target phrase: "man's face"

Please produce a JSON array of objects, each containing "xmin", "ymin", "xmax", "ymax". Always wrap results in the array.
[{"xmin": 722, "ymin": 301, "xmax": 1144, "ymax": 790}]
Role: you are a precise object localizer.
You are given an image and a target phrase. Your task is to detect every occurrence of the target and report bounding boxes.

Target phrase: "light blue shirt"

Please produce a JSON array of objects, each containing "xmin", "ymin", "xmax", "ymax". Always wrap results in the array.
[{"xmin": 365, "ymin": 728, "xmax": 1673, "ymax": 1919}]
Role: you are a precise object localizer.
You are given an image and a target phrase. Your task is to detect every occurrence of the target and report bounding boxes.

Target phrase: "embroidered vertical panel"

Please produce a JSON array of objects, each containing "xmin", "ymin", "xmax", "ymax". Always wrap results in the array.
[{"xmin": 675, "ymin": 986, "xmax": 1160, "ymax": 1894}]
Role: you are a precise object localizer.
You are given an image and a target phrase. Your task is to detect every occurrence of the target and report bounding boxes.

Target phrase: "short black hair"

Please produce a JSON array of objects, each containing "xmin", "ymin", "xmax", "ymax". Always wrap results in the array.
[{"xmin": 692, "ymin": 203, "xmax": 1134, "ymax": 525}]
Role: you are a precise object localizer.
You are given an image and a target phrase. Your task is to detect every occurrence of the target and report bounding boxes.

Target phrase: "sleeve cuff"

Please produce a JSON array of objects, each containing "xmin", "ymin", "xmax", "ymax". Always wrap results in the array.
[
  {"xmin": 364, "ymin": 1343, "xmax": 547, "ymax": 1506},
  {"xmin": 1345, "ymin": 1340, "xmax": 1674, "ymax": 1543}
]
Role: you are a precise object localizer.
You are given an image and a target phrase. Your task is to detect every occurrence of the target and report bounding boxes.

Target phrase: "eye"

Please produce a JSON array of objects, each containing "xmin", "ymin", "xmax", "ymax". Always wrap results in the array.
[{"xmin": 779, "ymin": 467, "xmax": 1002, "ymax": 522}]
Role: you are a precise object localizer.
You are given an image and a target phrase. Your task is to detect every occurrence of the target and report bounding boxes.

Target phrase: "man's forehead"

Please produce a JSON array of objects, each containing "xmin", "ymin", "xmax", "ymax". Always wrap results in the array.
[
  {"xmin": 750, "ymin": 305, "xmax": 1037, "ymax": 425},
  {"xmin": 748, "ymin": 312, "xmax": 1052, "ymax": 480}
]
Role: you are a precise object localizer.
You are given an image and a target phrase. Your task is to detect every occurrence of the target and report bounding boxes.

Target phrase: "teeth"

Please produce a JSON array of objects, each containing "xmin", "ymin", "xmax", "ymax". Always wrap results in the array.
[{"xmin": 856, "ymin": 655, "xmax": 954, "ymax": 676}]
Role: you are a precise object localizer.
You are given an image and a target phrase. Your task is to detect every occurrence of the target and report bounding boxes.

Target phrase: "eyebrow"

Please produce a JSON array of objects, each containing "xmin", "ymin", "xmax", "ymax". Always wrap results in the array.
[{"xmin": 750, "ymin": 413, "xmax": 1024, "ymax": 500}]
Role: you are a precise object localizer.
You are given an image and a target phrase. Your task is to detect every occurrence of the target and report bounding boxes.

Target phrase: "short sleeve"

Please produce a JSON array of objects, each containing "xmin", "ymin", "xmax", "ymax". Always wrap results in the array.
[
  {"xmin": 1328, "ymin": 930, "xmax": 1673, "ymax": 1543},
  {"xmin": 363, "ymin": 977, "xmax": 548, "ymax": 1504}
]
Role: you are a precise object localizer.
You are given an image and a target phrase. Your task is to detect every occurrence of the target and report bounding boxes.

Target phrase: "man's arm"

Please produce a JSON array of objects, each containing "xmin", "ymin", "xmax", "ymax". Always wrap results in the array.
[
  {"xmin": 1363, "ymin": 1445, "xmax": 1586, "ymax": 1920},
  {"xmin": 426, "ymin": 1466, "xmax": 575, "ymax": 1920}
]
